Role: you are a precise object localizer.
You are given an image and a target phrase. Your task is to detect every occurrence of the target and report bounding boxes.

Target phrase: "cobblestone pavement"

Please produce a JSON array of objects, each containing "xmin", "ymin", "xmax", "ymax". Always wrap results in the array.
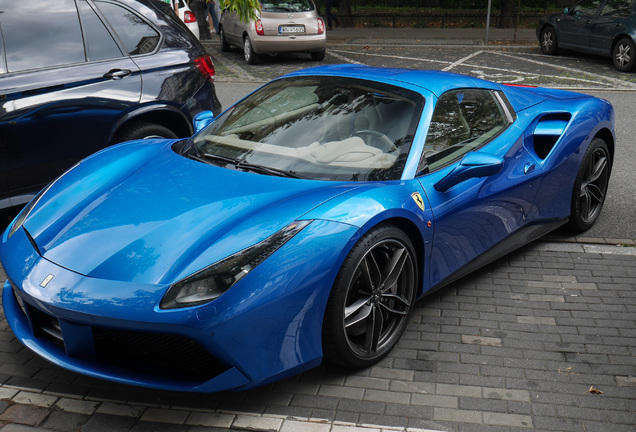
[{"xmin": 0, "ymin": 241, "xmax": 634, "ymax": 432}]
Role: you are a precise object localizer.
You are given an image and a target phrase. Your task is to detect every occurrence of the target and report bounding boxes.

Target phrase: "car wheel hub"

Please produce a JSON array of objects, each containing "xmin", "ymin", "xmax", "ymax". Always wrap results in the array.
[{"xmin": 616, "ymin": 44, "xmax": 631, "ymax": 66}]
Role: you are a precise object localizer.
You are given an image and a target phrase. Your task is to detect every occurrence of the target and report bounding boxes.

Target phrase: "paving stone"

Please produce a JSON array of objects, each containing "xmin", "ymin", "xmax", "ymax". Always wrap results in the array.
[
  {"xmin": 232, "ymin": 414, "xmax": 283, "ymax": 431},
  {"xmin": 95, "ymin": 401, "xmax": 144, "ymax": 418},
  {"xmin": 54, "ymin": 398, "xmax": 99, "ymax": 415},
  {"xmin": 0, "ymin": 404, "xmax": 49, "ymax": 426},
  {"xmin": 41, "ymin": 411, "xmax": 89, "ymax": 432},
  {"xmin": 0, "ymin": 425, "xmax": 53, "ymax": 432},
  {"xmin": 79, "ymin": 413, "xmax": 137, "ymax": 432}
]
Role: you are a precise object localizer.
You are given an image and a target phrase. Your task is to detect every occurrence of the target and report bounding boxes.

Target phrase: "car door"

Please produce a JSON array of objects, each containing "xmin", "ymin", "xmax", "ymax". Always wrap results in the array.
[
  {"xmin": 589, "ymin": 0, "xmax": 634, "ymax": 54},
  {"xmin": 0, "ymin": 0, "xmax": 141, "ymax": 207},
  {"xmin": 417, "ymin": 89, "xmax": 543, "ymax": 289},
  {"xmin": 558, "ymin": 0, "xmax": 603, "ymax": 50}
]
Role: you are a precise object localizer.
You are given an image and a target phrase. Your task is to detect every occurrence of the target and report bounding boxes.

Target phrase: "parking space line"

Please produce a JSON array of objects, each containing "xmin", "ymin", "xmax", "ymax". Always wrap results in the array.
[
  {"xmin": 491, "ymin": 50, "xmax": 636, "ymax": 89},
  {"xmin": 441, "ymin": 51, "xmax": 484, "ymax": 71},
  {"xmin": 329, "ymin": 48, "xmax": 630, "ymax": 88}
]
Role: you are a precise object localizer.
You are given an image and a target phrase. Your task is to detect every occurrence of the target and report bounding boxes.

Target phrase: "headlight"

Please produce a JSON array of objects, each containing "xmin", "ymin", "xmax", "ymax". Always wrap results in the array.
[{"xmin": 160, "ymin": 220, "xmax": 311, "ymax": 309}]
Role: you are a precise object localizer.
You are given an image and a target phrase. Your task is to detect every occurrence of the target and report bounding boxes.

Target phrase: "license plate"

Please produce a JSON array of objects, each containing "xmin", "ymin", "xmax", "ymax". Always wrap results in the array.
[{"xmin": 279, "ymin": 25, "xmax": 305, "ymax": 34}]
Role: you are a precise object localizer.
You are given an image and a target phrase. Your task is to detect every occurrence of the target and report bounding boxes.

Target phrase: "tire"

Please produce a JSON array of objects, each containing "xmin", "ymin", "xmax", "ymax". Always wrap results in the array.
[
  {"xmin": 114, "ymin": 121, "xmax": 178, "ymax": 143},
  {"xmin": 613, "ymin": 37, "xmax": 636, "ymax": 72},
  {"xmin": 539, "ymin": 26, "xmax": 558, "ymax": 55},
  {"xmin": 323, "ymin": 224, "xmax": 417, "ymax": 368},
  {"xmin": 243, "ymin": 35, "xmax": 259, "ymax": 65},
  {"xmin": 311, "ymin": 49, "xmax": 326, "ymax": 61},
  {"xmin": 567, "ymin": 138, "xmax": 611, "ymax": 233},
  {"xmin": 219, "ymin": 26, "xmax": 230, "ymax": 52}
]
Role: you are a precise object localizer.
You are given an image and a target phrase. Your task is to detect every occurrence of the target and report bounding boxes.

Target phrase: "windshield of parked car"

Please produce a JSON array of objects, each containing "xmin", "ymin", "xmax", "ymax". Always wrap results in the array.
[
  {"xmin": 190, "ymin": 76, "xmax": 424, "ymax": 181},
  {"xmin": 260, "ymin": 0, "xmax": 314, "ymax": 12}
]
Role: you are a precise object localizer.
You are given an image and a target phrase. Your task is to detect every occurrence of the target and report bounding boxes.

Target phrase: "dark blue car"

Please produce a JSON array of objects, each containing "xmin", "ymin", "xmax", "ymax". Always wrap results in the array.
[
  {"xmin": 0, "ymin": 0, "xmax": 222, "ymax": 210},
  {"xmin": 537, "ymin": 0, "xmax": 636, "ymax": 71}
]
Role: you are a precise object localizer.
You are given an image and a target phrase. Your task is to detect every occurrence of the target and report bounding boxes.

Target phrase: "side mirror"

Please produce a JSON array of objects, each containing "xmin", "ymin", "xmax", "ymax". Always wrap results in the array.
[
  {"xmin": 434, "ymin": 152, "xmax": 504, "ymax": 193},
  {"xmin": 563, "ymin": 7, "xmax": 569, "ymax": 14},
  {"xmin": 193, "ymin": 111, "xmax": 215, "ymax": 133}
]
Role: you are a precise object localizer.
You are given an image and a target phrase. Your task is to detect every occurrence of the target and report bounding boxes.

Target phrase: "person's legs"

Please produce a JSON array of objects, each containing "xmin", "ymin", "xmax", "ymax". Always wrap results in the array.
[{"xmin": 208, "ymin": 3, "xmax": 219, "ymax": 34}]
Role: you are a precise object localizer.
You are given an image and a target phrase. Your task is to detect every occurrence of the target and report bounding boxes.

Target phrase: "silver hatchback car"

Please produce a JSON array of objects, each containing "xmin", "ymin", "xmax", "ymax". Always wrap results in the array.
[{"xmin": 219, "ymin": 0, "xmax": 326, "ymax": 64}]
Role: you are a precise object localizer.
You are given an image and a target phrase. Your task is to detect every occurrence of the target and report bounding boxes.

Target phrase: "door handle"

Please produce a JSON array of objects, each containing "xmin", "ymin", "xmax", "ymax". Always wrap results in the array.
[
  {"xmin": 103, "ymin": 69, "xmax": 132, "ymax": 80},
  {"xmin": 524, "ymin": 163, "xmax": 536, "ymax": 175}
]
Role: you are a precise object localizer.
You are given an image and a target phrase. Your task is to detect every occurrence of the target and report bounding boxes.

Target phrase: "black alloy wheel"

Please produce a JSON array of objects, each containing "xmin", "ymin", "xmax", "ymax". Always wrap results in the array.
[
  {"xmin": 323, "ymin": 224, "xmax": 417, "ymax": 368},
  {"xmin": 567, "ymin": 138, "xmax": 611, "ymax": 232}
]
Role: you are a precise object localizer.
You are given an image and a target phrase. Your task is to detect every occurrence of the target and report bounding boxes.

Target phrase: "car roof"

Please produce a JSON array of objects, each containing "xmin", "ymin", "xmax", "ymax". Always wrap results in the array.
[{"xmin": 283, "ymin": 64, "xmax": 502, "ymax": 97}]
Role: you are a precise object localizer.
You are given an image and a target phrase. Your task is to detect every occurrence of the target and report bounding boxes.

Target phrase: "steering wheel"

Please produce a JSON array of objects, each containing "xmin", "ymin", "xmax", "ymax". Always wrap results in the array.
[{"xmin": 353, "ymin": 130, "xmax": 398, "ymax": 152}]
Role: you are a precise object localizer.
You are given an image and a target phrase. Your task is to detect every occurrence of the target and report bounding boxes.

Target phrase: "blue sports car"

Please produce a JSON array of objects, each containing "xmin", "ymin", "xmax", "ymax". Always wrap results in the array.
[{"xmin": 0, "ymin": 66, "xmax": 614, "ymax": 392}]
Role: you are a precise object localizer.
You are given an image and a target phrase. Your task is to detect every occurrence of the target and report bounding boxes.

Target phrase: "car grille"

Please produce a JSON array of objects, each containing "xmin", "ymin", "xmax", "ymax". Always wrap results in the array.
[{"xmin": 13, "ymin": 288, "xmax": 229, "ymax": 384}]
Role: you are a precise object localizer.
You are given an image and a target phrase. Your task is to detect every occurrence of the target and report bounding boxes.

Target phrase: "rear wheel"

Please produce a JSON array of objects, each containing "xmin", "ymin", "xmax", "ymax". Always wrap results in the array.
[
  {"xmin": 113, "ymin": 121, "xmax": 178, "ymax": 143},
  {"xmin": 540, "ymin": 26, "xmax": 558, "ymax": 55},
  {"xmin": 567, "ymin": 138, "xmax": 611, "ymax": 233},
  {"xmin": 613, "ymin": 37, "xmax": 635, "ymax": 72},
  {"xmin": 311, "ymin": 49, "xmax": 326, "ymax": 61},
  {"xmin": 243, "ymin": 35, "xmax": 259, "ymax": 65},
  {"xmin": 323, "ymin": 224, "xmax": 417, "ymax": 368}
]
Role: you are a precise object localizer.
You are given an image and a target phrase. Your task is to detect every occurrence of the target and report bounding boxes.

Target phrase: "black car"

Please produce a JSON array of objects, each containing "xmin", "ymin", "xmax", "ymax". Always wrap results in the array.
[
  {"xmin": 0, "ymin": 0, "xmax": 222, "ymax": 210},
  {"xmin": 537, "ymin": 0, "xmax": 636, "ymax": 71}
]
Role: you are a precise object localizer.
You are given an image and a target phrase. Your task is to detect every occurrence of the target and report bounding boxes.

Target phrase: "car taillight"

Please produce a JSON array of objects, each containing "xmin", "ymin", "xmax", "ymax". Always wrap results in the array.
[
  {"xmin": 317, "ymin": 18, "xmax": 325, "ymax": 34},
  {"xmin": 183, "ymin": 11, "xmax": 197, "ymax": 24},
  {"xmin": 194, "ymin": 55, "xmax": 215, "ymax": 82},
  {"xmin": 255, "ymin": 19, "xmax": 264, "ymax": 36}
]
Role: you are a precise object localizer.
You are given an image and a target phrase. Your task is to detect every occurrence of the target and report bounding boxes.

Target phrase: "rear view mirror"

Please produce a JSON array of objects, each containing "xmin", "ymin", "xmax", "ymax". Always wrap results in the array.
[
  {"xmin": 193, "ymin": 111, "xmax": 215, "ymax": 133},
  {"xmin": 434, "ymin": 152, "xmax": 504, "ymax": 192}
]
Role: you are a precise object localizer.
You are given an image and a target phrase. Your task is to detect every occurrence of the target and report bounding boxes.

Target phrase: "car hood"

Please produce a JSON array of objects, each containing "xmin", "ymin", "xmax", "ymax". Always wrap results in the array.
[{"xmin": 23, "ymin": 140, "xmax": 357, "ymax": 285}]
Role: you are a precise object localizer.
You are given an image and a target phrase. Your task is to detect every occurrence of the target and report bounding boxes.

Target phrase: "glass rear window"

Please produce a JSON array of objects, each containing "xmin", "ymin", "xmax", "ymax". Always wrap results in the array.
[
  {"xmin": 191, "ymin": 76, "xmax": 424, "ymax": 182},
  {"xmin": 260, "ymin": 0, "xmax": 315, "ymax": 12}
]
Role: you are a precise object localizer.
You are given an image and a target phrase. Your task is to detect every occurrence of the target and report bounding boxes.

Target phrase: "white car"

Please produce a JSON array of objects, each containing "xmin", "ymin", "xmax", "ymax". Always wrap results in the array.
[
  {"xmin": 219, "ymin": 0, "xmax": 326, "ymax": 64},
  {"xmin": 178, "ymin": 0, "xmax": 200, "ymax": 39}
]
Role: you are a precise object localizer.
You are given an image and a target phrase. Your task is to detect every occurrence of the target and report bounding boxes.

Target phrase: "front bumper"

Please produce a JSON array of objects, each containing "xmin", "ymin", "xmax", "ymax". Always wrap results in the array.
[{"xmin": 1, "ymin": 220, "xmax": 356, "ymax": 392}]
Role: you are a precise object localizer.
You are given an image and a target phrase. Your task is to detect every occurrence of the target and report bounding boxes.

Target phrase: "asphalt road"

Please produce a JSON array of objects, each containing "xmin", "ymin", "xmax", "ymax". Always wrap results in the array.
[{"xmin": 207, "ymin": 40, "xmax": 636, "ymax": 243}]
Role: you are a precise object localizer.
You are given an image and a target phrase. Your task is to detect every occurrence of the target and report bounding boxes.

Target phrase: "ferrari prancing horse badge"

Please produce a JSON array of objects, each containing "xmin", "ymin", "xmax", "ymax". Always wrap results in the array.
[{"xmin": 411, "ymin": 192, "xmax": 425, "ymax": 211}]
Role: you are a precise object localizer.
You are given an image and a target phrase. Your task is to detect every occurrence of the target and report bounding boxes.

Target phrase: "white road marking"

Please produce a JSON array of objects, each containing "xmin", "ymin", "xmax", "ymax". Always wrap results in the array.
[{"xmin": 442, "ymin": 51, "xmax": 484, "ymax": 71}]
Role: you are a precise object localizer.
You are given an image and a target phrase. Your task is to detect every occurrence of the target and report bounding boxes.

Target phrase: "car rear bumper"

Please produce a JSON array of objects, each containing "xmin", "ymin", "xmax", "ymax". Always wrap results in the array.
[{"xmin": 251, "ymin": 34, "xmax": 326, "ymax": 54}]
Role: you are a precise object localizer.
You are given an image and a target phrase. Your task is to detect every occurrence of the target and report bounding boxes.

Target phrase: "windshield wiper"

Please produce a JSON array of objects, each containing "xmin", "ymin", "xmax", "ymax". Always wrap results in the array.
[
  {"xmin": 192, "ymin": 152, "xmax": 303, "ymax": 179},
  {"xmin": 236, "ymin": 161, "xmax": 304, "ymax": 179}
]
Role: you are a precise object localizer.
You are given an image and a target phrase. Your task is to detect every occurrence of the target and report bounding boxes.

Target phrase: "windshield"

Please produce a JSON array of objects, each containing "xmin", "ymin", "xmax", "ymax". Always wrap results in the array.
[
  {"xmin": 261, "ymin": 0, "xmax": 314, "ymax": 12},
  {"xmin": 191, "ymin": 76, "xmax": 424, "ymax": 181}
]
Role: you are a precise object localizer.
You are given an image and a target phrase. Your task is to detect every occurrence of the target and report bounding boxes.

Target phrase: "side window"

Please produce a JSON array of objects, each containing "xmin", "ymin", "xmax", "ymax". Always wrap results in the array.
[
  {"xmin": 1, "ymin": 0, "xmax": 85, "ymax": 72},
  {"xmin": 78, "ymin": 0, "xmax": 123, "ymax": 61},
  {"xmin": 573, "ymin": 0, "xmax": 602, "ymax": 16},
  {"xmin": 94, "ymin": 1, "xmax": 160, "ymax": 55},
  {"xmin": 600, "ymin": 0, "xmax": 633, "ymax": 17},
  {"xmin": 424, "ymin": 89, "xmax": 508, "ymax": 172}
]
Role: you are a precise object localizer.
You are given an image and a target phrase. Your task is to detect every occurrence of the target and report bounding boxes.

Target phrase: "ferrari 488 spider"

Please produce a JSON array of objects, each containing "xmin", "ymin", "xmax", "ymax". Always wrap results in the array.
[{"xmin": 0, "ymin": 66, "xmax": 614, "ymax": 392}]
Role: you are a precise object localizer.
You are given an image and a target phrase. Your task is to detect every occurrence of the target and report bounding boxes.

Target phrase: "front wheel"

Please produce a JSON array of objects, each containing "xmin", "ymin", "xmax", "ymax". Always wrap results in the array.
[
  {"xmin": 323, "ymin": 224, "xmax": 417, "ymax": 368},
  {"xmin": 613, "ymin": 37, "xmax": 635, "ymax": 72},
  {"xmin": 567, "ymin": 138, "xmax": 611, "ymax": 233},
  {"xmin": 540, "ymin": 26, "xmax": 559, "ymax": 55}
]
